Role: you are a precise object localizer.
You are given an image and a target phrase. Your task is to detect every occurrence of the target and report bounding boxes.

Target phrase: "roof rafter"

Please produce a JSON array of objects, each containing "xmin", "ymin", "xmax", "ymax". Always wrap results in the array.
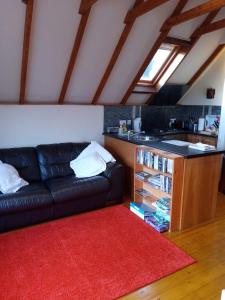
[
  {"xmin": 20, "ymin": 0, "xmax": 34, "ymax": 104},
  {"xmin": 187, "ymin": 44, "xmax": 225, "ymax": 86},
  {"xmin": 190, "ymin": 9, "xmax": 219, "ymax": 40},
  {"xmin": 162, "ymin": 0, "xmax": 225, "ymax": 31},
  {"xmin": 58, "ymin": 0, "xmax": 97, "ymax": 104},
  {"xmin": 79, "ymin": 0, "xmax": 97, "ymax": 14},
  {"xmin": 200, "ymin": 18, "xmax": 225, "ymax": 35},
  {"xmin": 164, "ymin": 36, "xmax": 192, "ymax": 47},
  {"xmin": 91, "ymin": 0, "xmax": 143, "ymax": 105},
  {"xmin": 120, "ymin": 0, "xmax": 189, "ymax": 105},
  {"xmin": 124, "ymin": 0, "xmax": 170, "ymax": 23}
]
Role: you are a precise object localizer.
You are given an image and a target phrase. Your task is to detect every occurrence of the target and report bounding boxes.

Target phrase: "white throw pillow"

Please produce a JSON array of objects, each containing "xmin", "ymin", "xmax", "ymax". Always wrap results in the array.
[
  {"xmin": 70, "ymin": 152, "xmax": 106, "ymax": 178},
  {"xmin": 76, "ymin": 141, "xmax": 115, "ymax": 163},
  {"xmin": 0, "ymin": 162, "xmax": 29, "ymax": 194}
]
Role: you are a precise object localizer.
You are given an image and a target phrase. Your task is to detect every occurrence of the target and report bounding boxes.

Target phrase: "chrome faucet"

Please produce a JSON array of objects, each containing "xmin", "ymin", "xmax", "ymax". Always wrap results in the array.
[{"xmin": 127, "ymin": 130, "xmax": 145, "ymax": 139}]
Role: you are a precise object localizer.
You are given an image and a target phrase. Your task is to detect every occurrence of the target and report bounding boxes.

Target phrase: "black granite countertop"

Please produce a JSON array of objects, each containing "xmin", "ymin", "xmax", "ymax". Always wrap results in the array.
[{"xmin": 104, "ymin": 133, "xmax": 224, "ymax": 158}]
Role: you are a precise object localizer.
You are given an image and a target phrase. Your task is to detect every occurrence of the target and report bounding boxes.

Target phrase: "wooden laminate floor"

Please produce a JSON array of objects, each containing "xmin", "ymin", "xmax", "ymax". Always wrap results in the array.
[{"xmin": 121, "ymin": 193, "xmax": 225, "ymax": 300}]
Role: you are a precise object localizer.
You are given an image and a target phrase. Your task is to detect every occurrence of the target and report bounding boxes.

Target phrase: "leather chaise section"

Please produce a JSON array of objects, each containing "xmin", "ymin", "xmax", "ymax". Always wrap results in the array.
[
  {"xmin": 46, "ymin": 175, "xmax": 110, "ymax": 203},
  {"xmin": 0, "ymin": 183, "xmax": 53, "ymax": 216}
]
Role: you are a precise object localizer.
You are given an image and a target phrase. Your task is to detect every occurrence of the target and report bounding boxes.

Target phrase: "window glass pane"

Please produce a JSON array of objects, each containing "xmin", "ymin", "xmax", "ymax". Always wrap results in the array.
[
  {"xmin": 141, "ymin": 48, "xmax": 171, "ymax": 81},
  {"xmin": 158, "ymin": 53, "xmax": 185, "ymax": 86}
]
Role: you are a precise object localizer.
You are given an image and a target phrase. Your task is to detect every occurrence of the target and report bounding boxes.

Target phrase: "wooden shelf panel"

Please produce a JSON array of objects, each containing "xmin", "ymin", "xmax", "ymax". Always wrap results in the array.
[
  {"xmin": 137, "ymin": 146, "xmax": 182, "ymax": 160},
  {"xmin": 136, "ymin": 163, "xmax": 173, "ymax": 177},
  {"xmin": 134, "ymin": 178, "xmax": 172, "ymax": 199}
]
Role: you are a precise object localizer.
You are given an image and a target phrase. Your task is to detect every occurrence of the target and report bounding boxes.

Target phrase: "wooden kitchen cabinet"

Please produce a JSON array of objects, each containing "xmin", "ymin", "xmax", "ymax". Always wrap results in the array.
[
  {"xmin": 104, "ymin": 136, "xmax": 137, "ymax": 197},
  {"xmin": 186, "ymin": 134, "xmax": 217, "ymax": 146},
  {"xmin": 162, "ymin": 133, "xmax": 217, "ymax": 146}
]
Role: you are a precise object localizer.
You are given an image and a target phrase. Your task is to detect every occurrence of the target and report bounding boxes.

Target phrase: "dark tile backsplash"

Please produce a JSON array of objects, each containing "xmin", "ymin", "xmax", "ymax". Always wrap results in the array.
[{"xmin": 104, "ymin": 105, "xmax": 221, "ymax": 131}]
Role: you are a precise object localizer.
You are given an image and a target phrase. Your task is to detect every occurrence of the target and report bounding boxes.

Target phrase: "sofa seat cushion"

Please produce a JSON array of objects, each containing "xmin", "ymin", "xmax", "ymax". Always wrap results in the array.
[
  {"xmin": 0, "ymin": 183, "xmax": 53, "ymax": 216},
  {"xmin": 46, "ymin": 175, "xmax": 110, "ymax": 204}
]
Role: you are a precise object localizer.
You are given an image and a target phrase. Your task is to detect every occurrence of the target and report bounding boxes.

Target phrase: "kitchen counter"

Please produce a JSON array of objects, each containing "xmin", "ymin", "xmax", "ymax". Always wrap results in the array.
[{"xmin": 104, "ymin": 133, "xmax": 224, "ymax": 158}]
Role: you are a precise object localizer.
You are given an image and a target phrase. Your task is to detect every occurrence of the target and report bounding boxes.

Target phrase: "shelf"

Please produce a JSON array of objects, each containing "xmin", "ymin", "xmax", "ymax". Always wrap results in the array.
[
  {"xmin": 135, "ymin": 175, "xmax": 172, "ymax": 197},
  {"xmin": 136, "ymin": 163, "xmax": 172, "ymax": 178}
]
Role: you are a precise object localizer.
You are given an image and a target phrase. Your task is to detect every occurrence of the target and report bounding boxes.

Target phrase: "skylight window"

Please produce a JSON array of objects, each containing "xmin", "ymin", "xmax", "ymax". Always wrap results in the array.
[
  {"xmin": 158, "ymin": 53, "xmax": 185, "ymax": 87},
  {"xmin": 140, "ymin": 44, "xmax": 173, "ymax": 82}
]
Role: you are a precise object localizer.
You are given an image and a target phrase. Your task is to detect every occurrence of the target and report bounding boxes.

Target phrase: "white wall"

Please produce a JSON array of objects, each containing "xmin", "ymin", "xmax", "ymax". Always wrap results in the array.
[
  {"xmin": 179, "ymin": 48, "xmax": 225, "ymax": 106},
  {"xmin": 0, "ymin": 105, "xmax": 104, "ymax": 148}
]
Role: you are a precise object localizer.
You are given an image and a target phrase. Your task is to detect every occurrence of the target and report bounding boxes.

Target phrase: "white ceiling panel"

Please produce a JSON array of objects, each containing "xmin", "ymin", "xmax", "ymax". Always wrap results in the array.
[
  {"xmin": 168, "ymin": 29, "xmax": 225, "ymax": 84},
  {"xmin": 0, "ymin": 0, "xmax": 25, "ymax": 101},
  {"xmin": 212, "ymin": 6, "xmax": 225, "ymax": 22},
  {"xmin": 26, "ymin": 0, "xmax": 80, "ymax": 102},
  {"xmin": 98, "ymin": 0, "xmax": 178, "ymax": 104},
  {"xmin": 126, "ymin": 94, "xmax": 150, "ymax": 105},
  {"xmin": 65, "ymin": 0, "xmax": 132, "ymax": 103}
]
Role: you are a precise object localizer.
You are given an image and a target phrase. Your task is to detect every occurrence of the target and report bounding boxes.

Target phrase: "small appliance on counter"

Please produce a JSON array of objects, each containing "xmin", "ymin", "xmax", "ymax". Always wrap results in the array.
[
  {"xmin": 198, "ymin": 118, "xmax": 205, "ymax": 131},
  {"xmin": 133, "ymin": 117, "xmax": 141, "ymax": 133}
]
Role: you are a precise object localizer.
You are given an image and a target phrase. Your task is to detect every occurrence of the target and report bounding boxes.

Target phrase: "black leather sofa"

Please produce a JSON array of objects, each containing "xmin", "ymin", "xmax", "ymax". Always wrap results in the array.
[{"xmin": 0, "ymin": 143, "xmax": 124, "ymax": 232}]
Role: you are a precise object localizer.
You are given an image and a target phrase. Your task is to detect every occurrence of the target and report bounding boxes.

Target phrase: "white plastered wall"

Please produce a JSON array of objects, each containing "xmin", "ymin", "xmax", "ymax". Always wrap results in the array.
[
  {"xmin": 0, "ymin": 105, "xmax": 104, "ymax": 148},
  {"xmin": 178, "ymin": 48, "xmax": 225, "ymax": 106}
]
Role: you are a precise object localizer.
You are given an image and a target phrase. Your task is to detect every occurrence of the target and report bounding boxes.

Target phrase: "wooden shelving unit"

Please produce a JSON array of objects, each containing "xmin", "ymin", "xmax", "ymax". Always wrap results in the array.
[
  {"xmin": 105, "ymin": 136, "xmax": 223, "ymax": 232},
  {"xmin": 134, "ymin": 146, "xmax": 184, "ymax": 232}
]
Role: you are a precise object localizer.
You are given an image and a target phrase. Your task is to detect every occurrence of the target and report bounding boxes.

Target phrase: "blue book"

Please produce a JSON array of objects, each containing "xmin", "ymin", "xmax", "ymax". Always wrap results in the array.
[{"xmin": 130, "ymin": 202, "xmax": 153, "ymax": 220}]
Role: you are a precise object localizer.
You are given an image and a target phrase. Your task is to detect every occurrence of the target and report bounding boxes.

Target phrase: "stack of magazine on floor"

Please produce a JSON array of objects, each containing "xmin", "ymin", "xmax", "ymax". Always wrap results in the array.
[{"xmin": 130, "ymin": 199, "xmax": 171, "ymax": 232}]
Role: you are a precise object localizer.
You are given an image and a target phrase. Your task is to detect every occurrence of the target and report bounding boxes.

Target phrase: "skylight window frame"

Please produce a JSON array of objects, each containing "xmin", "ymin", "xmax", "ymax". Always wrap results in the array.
[{"xmin": 139, "ymin": 43, "xmax": 175, "ymax": 86}]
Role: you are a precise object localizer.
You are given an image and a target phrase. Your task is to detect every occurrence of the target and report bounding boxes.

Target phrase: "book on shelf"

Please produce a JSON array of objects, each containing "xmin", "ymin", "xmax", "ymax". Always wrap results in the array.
[
  {"xmin": 152, "ymin": 197, "xmax": 171, "ymax": 212},
  {"xmin": 160, "ymin": 175, "xmax": 172, "ymax": 194},
  {"xmin": 135, "ymin": 188, "xmax": 152, "ymax": 198},
  {"xmin": 130, "ymin": 202, "xmax": 153, "ymax": 220},
  {"xmin": 147, "ymin": 174, "xmax": 161, "ymax": 190},
  {"xmin": 135, "ymin": 171, "xmax": 151, "ymax": 182},
  {"xmin": 136, "ymin": 148, "xmax": 174, "ymax": 174}
]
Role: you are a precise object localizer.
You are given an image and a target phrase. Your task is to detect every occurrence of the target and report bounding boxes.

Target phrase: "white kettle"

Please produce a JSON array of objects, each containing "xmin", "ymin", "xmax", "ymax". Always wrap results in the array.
[{"xmin": 133, "ymin": 117, "xmax": 141, "ymax": 133}]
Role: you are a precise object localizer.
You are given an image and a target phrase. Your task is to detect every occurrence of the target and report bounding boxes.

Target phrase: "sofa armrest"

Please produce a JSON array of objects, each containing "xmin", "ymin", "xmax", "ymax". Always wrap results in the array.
[{"xmin": 102, "ymin": 162, "xmax": 125, "ymax": 204}]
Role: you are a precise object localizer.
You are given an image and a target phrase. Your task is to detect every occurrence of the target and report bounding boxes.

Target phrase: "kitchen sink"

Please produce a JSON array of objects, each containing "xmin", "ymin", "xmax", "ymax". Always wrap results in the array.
[
  {"xmin": 162, "ymin": 140, "xmax": 191, "ymax": 146},
  {"xmin": 130, "ymin": 135, "xmax": 159, "ymax": 142}
]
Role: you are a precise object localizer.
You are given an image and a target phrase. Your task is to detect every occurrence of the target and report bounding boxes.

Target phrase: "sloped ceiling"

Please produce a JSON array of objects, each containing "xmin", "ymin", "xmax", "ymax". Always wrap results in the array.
[{"xmin": 0, "ymin": 0, "xmax": 225, "ymax": 105}]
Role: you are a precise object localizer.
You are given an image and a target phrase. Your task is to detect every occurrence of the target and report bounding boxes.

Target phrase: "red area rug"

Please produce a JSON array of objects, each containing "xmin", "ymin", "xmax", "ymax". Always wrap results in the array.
[{"xmin": 0, "ymin": 205, "xmax": 195, "ymax": 299}]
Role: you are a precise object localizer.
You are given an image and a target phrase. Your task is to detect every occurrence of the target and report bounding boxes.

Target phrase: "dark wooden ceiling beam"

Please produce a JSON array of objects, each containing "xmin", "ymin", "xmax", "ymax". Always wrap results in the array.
[
  {"xmin": 20, "ymin": 0, "xmax": 34, "ymax": 104},
  {"xmin": 79, "ymin": 0, "xmax": 97, "ymax": 14},
  {"xmin": 58, "ymin": 1, "xmax": 96, "ymax": 104},
  {"xmin": 190, "ymin": 9, "xmax": 219, "ymax": 41},
  {"xmin": 164, "ymin": 36, "xmax": 192, "ymax": 47},
  {"xmin": 200, "ymin": 18, "xmax": 225, "ymax": 35},
  {"xmin": 120, "ymin": 0, "xmax": 189, "ymax": 105},
  {"xmin": 124, "ymin": 0, "xmax": 170, "ymax": 23},
  {"xmin": 162, "ymin": 0, "xmax": 225, "ymax": 31},
  {"xmin": 91, "ymin": 0, "xmax": 143, "ymax": 105},
  {"xmin": 187, "ymin": 44, "xmax": 225, "ymax": 86}
]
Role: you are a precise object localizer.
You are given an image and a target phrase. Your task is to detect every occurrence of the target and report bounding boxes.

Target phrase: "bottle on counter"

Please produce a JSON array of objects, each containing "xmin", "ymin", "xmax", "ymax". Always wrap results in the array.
[{"xmin": 118, "ymin": 125, "xmax": 123, "ymax": 135}]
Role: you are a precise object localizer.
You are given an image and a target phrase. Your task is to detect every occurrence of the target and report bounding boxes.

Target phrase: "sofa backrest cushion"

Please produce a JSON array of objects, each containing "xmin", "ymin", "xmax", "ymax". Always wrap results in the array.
[
  {"xmin": 0, "ymin": 147, "xmax": 40, "ymax": 182},
  {"xmin": 36, "ymin": 142, "xmax": 89, "ymax": 181}
]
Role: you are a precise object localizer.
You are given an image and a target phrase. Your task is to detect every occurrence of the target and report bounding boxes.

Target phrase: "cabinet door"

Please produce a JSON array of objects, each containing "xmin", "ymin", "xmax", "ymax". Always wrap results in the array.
[
  {"xmin": 186, "ymin": 134, "xmax": 200, "ymax": 143},
  {"xmin": 200, "ymin": 136, "xmax": 217, "ymax": 146}
]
